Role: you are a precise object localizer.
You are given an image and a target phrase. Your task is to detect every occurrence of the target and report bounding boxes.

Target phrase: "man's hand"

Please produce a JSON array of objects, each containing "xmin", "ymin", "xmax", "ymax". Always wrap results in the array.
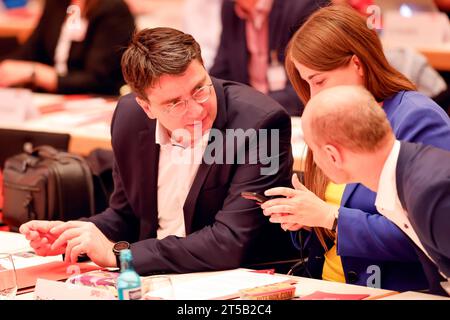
[
  {"xmin": 49, "ymin": 221, "xmax": 116, "ymax": 267},
  {"xmin": 261, "ymin": 174, "xmax": 337, "ymax": 230},
  {"xmin": 19, "ymin": 220, "xmax": 66, "ymax": 256}
]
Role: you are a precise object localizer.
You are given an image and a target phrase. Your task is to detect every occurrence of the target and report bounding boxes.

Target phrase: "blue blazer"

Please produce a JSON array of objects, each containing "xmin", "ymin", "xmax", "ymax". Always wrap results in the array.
[
  {"xmin": 397, "ymin": 141, "xmax": 450, "ymax": 295},
  {"xmin": 210, "ymin": 0, "xmax": 329, "ymax": 116},
  {"xmin": 87, "ymin": 78, "xmax": 298, "ymax": 275},
  {"xmin": 293, "ymin": 91, "xmax": 450, "ymax": 291}
]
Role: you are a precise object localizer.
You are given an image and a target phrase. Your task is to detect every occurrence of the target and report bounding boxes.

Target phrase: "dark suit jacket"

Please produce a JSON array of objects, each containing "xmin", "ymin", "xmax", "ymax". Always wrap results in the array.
[
  {"xmin": 88, "ymin": 78, "xmax": 297, "ymax": 275},
  {"xmin": 6, "ymin": 0, "xmax": 135, "ymax": 95},
  {"xmin": 210, "ymin": 0, "xmax": 328, "ymax": 116},
  {"xmin": 397, "ymin": 141, "xmax": 450, "ymax": 295}
]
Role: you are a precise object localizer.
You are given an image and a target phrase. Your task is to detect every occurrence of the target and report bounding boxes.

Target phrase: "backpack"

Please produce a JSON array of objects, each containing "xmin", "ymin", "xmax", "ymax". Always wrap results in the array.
[{"xmin": 2, "ymin": 145, "xmax": 95, "ymax": 230}]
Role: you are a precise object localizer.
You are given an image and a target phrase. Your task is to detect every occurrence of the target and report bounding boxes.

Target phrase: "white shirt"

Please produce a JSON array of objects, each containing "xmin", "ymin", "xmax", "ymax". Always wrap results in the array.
[
  {"xmin": 376, "ymin": 140, "xmax": 448, "ymax": 282},
  {"xmin": 155, "ymin": 121, "xmax": 209, "ymax": 240},
  {"xmin": 375, "ymin": 140, "xmax": 434, "ymax": 261}
]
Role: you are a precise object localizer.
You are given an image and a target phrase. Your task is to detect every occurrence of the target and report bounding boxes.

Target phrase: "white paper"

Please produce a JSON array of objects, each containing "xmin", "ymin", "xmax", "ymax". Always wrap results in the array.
[
  {"xmin": 0, "ymin": 88, "xmax": 38, "ymax": 124},
  {"xmin": 0, "ymin": 231, "xmax": 31, "ymax": 254},
  {"xmin": 146, "ymin": 269, "xmax": 292, "ymax": 300},
  {"xmin": 0, "ymin": 231, "xmax": 62, "ymax": 269},
  {"xmin": 34, "ymin": 278, "xmax": 115, "ymax": 300},
  {"xmin": 10, "ymin": 251, "xmax": 62, "ymax": 269}
]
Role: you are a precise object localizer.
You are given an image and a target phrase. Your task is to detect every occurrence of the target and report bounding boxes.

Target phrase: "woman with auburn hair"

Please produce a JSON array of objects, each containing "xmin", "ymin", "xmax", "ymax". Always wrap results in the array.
[{"xmin": 262, "ymin": 5, "xmax": 450, "ymax": 294}]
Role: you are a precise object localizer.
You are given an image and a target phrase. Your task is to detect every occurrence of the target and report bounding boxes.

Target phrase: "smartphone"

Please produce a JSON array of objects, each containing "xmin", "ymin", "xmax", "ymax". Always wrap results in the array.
[{"xmin": 241, "ymin": 191, "xmax": 271, "ymax": 204}]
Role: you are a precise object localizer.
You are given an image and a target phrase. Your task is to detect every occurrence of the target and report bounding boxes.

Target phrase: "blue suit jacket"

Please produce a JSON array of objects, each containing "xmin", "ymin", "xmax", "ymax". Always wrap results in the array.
[
  {"xmin": 210, "ymin": 0, "xmax": 329, "ymax": 116},
  {"xmin": 293, "ymin": 91, "xmax": 450, "ymax": 291},
  {"xmin": 87, "ymin": 78, "xmax": 298, "ymax": 275},
  {"xmin": 397, "ymin": 141, "xmax": 450, "ymax": 295}
]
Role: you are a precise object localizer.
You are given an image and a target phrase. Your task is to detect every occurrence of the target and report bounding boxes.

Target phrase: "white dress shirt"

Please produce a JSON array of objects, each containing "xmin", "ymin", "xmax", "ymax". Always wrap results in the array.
[
  {"xmin": 376, "ymin": 140, "xmax": 449, "ymax": 284},
  {"xmin": 155, "ymin": 121, "xmax": 209, "ymax": 240},
  {"xmin": 375, "ymin": 140, "xmax": 433, "ymax": 261}
]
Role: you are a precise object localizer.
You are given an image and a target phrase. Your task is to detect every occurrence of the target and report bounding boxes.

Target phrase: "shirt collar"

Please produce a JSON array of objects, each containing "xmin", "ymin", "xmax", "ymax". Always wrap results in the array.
[
  {"xmin": 155, "ymin": 120, "xmax": 210, "ymax": 150},
  {"xmin": 155, "ymin": 120, "xmax": 171, "ymax": 146},
  {"xmin": 375, "ymin": 140, "xmax": 401, "ymax": 212}
]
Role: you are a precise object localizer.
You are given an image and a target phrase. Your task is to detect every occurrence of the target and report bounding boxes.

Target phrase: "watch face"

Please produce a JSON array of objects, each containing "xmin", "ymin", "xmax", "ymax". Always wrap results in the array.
[{"xmin": 114, "ymin": 241, "xmax": 130, "ymax": 253}]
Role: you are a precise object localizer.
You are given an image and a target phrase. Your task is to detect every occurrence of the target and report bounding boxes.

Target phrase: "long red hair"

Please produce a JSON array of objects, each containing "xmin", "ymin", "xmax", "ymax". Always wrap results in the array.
[{"xmin": 286, "ymin": 5, "xmax": 416, "ymax": 249}]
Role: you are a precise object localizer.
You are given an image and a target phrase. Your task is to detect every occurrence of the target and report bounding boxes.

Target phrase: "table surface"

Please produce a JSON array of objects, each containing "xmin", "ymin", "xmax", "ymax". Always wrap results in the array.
[{"xmin": 0, "ymin": 230, "xmax": 445, "ymax": 301}]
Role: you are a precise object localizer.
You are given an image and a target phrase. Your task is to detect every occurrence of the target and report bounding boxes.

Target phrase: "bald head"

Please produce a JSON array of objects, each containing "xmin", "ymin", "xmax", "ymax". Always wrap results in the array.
[{"xmin": 302, "ymin": 86, "xmax": 393, "ymax": 153}]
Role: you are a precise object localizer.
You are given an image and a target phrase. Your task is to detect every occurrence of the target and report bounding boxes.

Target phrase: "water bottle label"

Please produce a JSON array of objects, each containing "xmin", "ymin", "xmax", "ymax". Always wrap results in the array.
[{"xmin": 121, "ymin": 287, "xmax": 142, "ymax": 300}]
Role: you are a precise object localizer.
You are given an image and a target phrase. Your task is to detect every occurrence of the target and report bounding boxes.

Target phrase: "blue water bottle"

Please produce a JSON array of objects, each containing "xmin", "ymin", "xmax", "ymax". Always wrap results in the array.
[{"xmin": 117, "ymin": 249, "xmax": 142, "ymax": 300}]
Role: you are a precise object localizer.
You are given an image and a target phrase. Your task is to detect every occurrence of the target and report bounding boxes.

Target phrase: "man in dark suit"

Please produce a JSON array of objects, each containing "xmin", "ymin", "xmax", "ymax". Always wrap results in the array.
[
  {"xmin": 298, "ymin": 85, "xmax": 449, "ymax": 295},
  {"xmin": 395, "ymin": 141, "xmax": 450, "ymax": 295},
  {"xmin": 210, "ymin": 0, "xmax": 329, "ymax": 116},
  {"xmin": 19, "ymin": 27, "xmax": 297, "ymax": 275}
]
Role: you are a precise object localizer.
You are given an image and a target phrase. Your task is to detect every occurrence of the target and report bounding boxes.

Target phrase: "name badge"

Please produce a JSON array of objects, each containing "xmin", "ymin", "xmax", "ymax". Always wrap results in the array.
[
  {"xmin": 267, "ymin": 50, "xmax": 287, "ymax": 92},
  {"xmin": 66, "ymin": 5, "xmax": 88, "ymax": 42}
]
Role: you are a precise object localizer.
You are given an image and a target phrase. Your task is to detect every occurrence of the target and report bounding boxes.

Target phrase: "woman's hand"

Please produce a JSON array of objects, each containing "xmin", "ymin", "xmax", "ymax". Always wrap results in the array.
[
  {"xmin": 0, "ymin": 60, "xmax": 34, "ymax": 87},
  {"xmin": 0, "ymin": 60, "xmax": 57, "ymax": 92},
  {"xmin": 261, "ymin": 174, "xmax": 337, "ymax": 229}
]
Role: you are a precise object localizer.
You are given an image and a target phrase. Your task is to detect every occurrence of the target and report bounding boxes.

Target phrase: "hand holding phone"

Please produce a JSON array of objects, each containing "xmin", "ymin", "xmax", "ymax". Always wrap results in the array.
[{"xmin": 241, "ymin": 191, "xmax": 271, "ymax": 205}]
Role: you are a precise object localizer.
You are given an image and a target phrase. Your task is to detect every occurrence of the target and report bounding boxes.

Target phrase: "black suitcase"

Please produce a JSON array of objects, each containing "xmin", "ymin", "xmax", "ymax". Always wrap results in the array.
[{"xmin": 2, "ymin": 145, "xmax": 95, "ymax": 230}]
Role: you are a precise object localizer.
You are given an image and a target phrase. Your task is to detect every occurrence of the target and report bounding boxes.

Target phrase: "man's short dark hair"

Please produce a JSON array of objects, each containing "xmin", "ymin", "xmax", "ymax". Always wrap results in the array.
[{"xmin": 121, "ymin": 27, "xmax": 204, "ymax": 100}]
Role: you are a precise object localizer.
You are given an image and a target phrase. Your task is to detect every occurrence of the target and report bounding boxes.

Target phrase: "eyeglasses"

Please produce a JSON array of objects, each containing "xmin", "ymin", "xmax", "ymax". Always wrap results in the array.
[{"xmin": 162, "ymin": 84, "xmax": 213, "ymax": 117}]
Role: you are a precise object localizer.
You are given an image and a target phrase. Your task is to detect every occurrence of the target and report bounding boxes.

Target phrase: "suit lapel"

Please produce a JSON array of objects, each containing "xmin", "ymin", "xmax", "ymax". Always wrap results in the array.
[
  {"xmin": 138, "ymin": 125, "xmax": 160, "ymax": 239},
  {"xmin": 183, "ymin": 78, "xmax": 227, "ymax": 234},
  {"xmin": 183, "ymin": 162, "xmax": 213, "ymax": 234}
]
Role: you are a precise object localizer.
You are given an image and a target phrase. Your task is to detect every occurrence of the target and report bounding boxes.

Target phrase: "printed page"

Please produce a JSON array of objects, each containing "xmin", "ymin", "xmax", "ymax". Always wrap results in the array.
[{"xmin": 145, "ymin": 269, "xmax": 293, "ymax": 300}]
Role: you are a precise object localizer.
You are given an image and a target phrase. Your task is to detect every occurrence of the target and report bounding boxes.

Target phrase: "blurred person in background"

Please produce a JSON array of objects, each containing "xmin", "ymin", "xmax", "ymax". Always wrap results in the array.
[
  {"xmin": 210, "ymin": 0, "xmax": 329, "ymax": 116},
  {"xmin": 0, "ymin": 0, "xmax": 135, "ymax": 95}
]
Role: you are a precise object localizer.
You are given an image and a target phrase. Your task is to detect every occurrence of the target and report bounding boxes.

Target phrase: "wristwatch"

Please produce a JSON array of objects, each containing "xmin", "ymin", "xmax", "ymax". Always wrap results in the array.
[{"xmin": 112, "ymin": 241, "xmax": 130, "ymax": 267}]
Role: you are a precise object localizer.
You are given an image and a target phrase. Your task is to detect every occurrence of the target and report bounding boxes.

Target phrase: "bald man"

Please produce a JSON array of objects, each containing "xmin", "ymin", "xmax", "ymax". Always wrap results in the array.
[{"xmin": 301, "ymin": 85, "xmax": 450, "ymax": 296}]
